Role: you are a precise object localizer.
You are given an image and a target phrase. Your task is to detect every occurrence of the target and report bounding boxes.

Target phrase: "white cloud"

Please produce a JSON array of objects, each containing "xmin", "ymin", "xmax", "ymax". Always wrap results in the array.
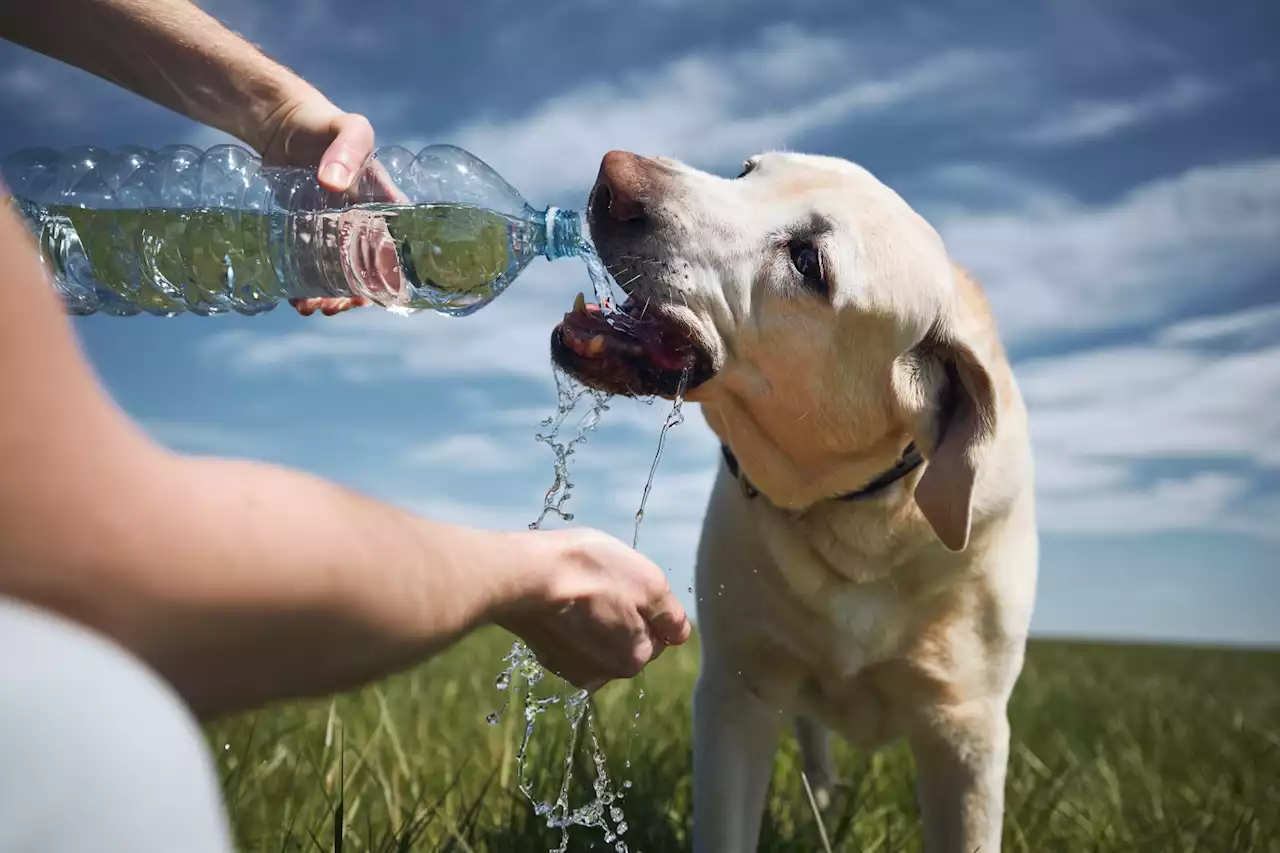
[
  {"xmin": 1035, "ymin": 472, "xmax": 1251, "ymax": 536},
  {"xmin": 1015, "ymin": 76, "xmax": 1221, "ymax": 146},
  {"xmin": 433, "ymin": 27, "xmax": 1012, "ymax": 201},
  {"xmin": 927, "ymin": 158, "xmax": 1280, "ymax": 346},
  {"xmin": 403, "ymin": 433, "xmax": 534, "ymax": 473},
  {"xmin": 1019, "ymin": 303, "xmax": 1280, "ymax": 537},
  {"xmin": 604, "ymin": 467, "xmax": 719, "ymax": 522},
  {"xmin": 199, "ymin": 260, "xmax": 582, "ymax": 385},
  {"xmin": 1157, "ymin": 302, "xmax": 1280, "ymax": 348},
  {"xmin": 1020, "ymin": 340, "xmax": 1280, "ymax": 469}
]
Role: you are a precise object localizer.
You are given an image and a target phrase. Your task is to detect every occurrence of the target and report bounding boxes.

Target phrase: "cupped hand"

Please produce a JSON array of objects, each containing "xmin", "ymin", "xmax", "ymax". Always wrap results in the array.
[
  {"xmin": 256, "ymin": 94, "xmax": 401, "ymax": 317},
  {"xmin": 495, "ymin": 528, "xmax": 692, "ymax": 690}
]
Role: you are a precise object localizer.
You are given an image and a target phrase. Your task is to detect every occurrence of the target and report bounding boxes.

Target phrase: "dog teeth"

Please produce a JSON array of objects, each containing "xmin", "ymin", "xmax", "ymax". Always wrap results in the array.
[
  {"xmin": 588, "ymin": 335, "xmax": 606, "ymax": 355},
  {"xmin": 573, "ymin": 292, "xmax": 587, "ymax": 314}
]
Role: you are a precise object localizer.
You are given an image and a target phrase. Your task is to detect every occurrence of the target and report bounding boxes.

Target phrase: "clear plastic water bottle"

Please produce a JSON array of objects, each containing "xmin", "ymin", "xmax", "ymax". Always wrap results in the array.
[{"xmin": 0, "ymin": 143, "xmax": 585, "ymax": 317}]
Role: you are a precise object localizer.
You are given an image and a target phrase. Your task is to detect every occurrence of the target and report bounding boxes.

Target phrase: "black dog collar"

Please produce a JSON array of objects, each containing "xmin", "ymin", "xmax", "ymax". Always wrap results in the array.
[{"xmin": 720, "ymin": 442, "xmax": 924, "ymax": 503}]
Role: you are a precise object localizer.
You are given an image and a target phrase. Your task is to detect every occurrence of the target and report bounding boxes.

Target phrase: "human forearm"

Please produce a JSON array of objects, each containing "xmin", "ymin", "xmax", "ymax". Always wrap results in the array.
[
  {"xmin": 1, "ymin": 441, "xmax": 529, "ymax": 719},
  {"xmin": 107, "ymin": 455, "xmax": 527, "ymax": 718},
  {"xmin": 0, "ymin": 0, "xmax": 318, "ymax": 152}
]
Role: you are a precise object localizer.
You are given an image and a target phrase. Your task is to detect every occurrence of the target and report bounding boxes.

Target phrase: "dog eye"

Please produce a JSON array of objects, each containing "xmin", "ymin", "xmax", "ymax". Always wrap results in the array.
[
  {"xmin": 788, "ymin": 240, "xmax": 827, "ymax": 296},
  {"xmin": 736, "ymin": 159, "xmax": 757, "ymax": 179}
]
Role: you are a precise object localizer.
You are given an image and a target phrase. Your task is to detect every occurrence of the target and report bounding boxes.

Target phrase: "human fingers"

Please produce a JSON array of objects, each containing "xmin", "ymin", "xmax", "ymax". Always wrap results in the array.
[
  {"xmin": 639, "ymin": 582, "xmax": 691, "ymax": 646},
  {"xmin": 289, "ymin": 296, "xmax": 370, "ymax": 316},
  {"xmin": 317, "ymin": 113, "xmax": 376, "ymax": 192}
]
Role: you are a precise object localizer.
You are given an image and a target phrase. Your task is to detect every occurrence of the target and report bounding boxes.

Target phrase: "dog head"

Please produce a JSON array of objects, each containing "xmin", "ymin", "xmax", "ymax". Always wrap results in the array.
[{"xmin": 551, "ymin": 150, "xmax": 1000, "ymax": 551}]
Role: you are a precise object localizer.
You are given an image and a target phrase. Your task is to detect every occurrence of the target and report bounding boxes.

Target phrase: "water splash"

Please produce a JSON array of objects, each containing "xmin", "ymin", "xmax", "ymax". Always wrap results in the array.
[
  {"xmin": 488, "ymin": 244, "xmax": 692, "ymax": 852},
  {"xmin": 485, "ymin": 363, "xmax": 627, "ymax": 851},
  {"xmin": 528, "ymin": 366, "xmax": 611, "ymax": 530},
  {"xmin": 631, "ymin": 366, "xmax": 691, "ymax": 549},
  {"xmin": 620, "ymin": 365, "xmax": 691, "ymax": 797}
]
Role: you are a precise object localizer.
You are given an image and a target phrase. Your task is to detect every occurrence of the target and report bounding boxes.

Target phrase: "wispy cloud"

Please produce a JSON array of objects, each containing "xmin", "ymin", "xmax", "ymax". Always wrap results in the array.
[
  {"xmin": 199, "ymin": 261, "xmax": 579, "ymax": 385},
  {"xmin": 403, "ymin": 433, "xmax": 536, "ymax": 473},
  {"xmin": 1156, "ymin": 302, "xmax": 1280, "ymax": 349},
  {"xmin": 434, "ymin": 26, "xmax": 1012, "ymax": 201},
  {"xmin": 1022, "ymin": 303, "xmax": 1280, "ymax": 537},
  {"xmin": 1036, "ymin": 471, "xmax": 1252, "ymax": 536},
  {"xmin": 1015, "ymin": 76, "xmax": 1222, "ymax": 146},
  {"xmin": 925, "ymin": 158, "xmax": 1280, "ymax": 347}
]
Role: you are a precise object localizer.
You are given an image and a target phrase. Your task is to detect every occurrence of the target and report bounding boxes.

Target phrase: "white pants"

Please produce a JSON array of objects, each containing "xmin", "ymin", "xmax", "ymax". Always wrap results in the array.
[{"xmin": 0, "ymin": 596, "xmax": 234, "ymax": 852}]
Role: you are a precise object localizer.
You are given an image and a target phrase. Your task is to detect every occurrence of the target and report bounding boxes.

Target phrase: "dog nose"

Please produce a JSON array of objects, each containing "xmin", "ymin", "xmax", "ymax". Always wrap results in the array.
[{"xmin": 593, "ymin": 150, "xmax": 650, "ymax": 222}]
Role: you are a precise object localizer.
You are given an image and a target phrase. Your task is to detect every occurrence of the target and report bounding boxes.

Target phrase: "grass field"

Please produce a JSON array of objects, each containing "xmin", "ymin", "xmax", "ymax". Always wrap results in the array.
[{"xmin": 205, "ymin": 627, "xmax": 1280, "ymax": 853}]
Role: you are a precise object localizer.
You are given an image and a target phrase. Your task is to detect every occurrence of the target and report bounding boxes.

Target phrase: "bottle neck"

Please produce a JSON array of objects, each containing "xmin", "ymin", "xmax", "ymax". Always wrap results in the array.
[{"xmin": 542, "ymin": 207, "xmax": 583, "ymax": 260}]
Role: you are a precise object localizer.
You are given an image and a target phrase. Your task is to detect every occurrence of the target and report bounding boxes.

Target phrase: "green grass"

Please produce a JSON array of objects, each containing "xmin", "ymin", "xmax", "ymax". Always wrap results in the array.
[{"xmin": 206, "ymin": 628, "xmax": 1280, "ymax": 852}]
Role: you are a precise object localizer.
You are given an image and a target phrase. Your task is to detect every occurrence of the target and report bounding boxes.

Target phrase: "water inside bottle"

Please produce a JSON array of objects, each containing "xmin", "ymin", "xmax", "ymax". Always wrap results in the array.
[{"xmin": 27, "ymin": 201, "xmax": 535, "ymax": 315}]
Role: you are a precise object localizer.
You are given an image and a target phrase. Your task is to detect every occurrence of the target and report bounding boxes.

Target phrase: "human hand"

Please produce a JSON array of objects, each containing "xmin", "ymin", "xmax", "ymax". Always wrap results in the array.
[
  {"xmin": 494, "ymin": 528, "xmax": 692, "ymax": 690},
  {"xmin": 255, "ymin": 93, "xmax": 405, "ymax": 317}
]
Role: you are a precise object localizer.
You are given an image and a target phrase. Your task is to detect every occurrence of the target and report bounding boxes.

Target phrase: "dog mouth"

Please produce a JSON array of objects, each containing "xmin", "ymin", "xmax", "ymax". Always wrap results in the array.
[{"xmin": 551, "ymin": 290, "xmax": 715, "ymax": 398}]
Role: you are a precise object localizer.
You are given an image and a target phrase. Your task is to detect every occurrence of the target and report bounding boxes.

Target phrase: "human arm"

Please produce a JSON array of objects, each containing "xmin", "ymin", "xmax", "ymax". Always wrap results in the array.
[
  {"xmin": 0, "ymin": 0, "xmax": 366, "ymax": 185},
  {"xmin": 0, "ymin": 0, "xmax": 377, "ymax": 313},
  {"xmin": 0, "ymin": 200, "xmax": 689, "ymax": 719}
]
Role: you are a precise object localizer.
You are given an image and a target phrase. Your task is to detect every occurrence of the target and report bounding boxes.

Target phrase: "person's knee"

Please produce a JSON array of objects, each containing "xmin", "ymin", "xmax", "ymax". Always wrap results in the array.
[{"xmin": 0, "ymin": 597, "xmax": 233, "ymax": 853}]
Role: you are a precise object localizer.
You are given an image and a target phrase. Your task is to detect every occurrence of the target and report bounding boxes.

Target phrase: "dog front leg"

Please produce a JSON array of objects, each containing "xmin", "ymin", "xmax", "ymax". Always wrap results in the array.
[
  {"xmin": 909, "ymin": 700, "xmax": 1010, "ymax": 853},
  {"xmin": 691, "ymin": 670, "xmax": 784, "ymax": 853}
]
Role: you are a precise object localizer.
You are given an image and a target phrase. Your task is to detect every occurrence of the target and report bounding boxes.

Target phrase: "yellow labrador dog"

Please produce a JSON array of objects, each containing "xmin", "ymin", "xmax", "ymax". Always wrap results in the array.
[{"xmin": 552, "ymin": 149, "xmax": 1038, "ymax": 853}]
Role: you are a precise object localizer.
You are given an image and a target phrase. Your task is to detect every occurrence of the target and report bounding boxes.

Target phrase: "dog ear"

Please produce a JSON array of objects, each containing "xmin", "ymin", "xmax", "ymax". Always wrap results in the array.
[{"xmin": 911, "ymin": 331, "xmax": 998, "ymax": 552}]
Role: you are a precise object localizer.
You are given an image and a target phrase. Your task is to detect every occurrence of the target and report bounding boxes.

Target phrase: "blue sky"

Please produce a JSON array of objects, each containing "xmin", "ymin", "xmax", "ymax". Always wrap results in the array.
[{"xmin": 1, "ymin": 0, "xmax": 1277, "ymax": 646}]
